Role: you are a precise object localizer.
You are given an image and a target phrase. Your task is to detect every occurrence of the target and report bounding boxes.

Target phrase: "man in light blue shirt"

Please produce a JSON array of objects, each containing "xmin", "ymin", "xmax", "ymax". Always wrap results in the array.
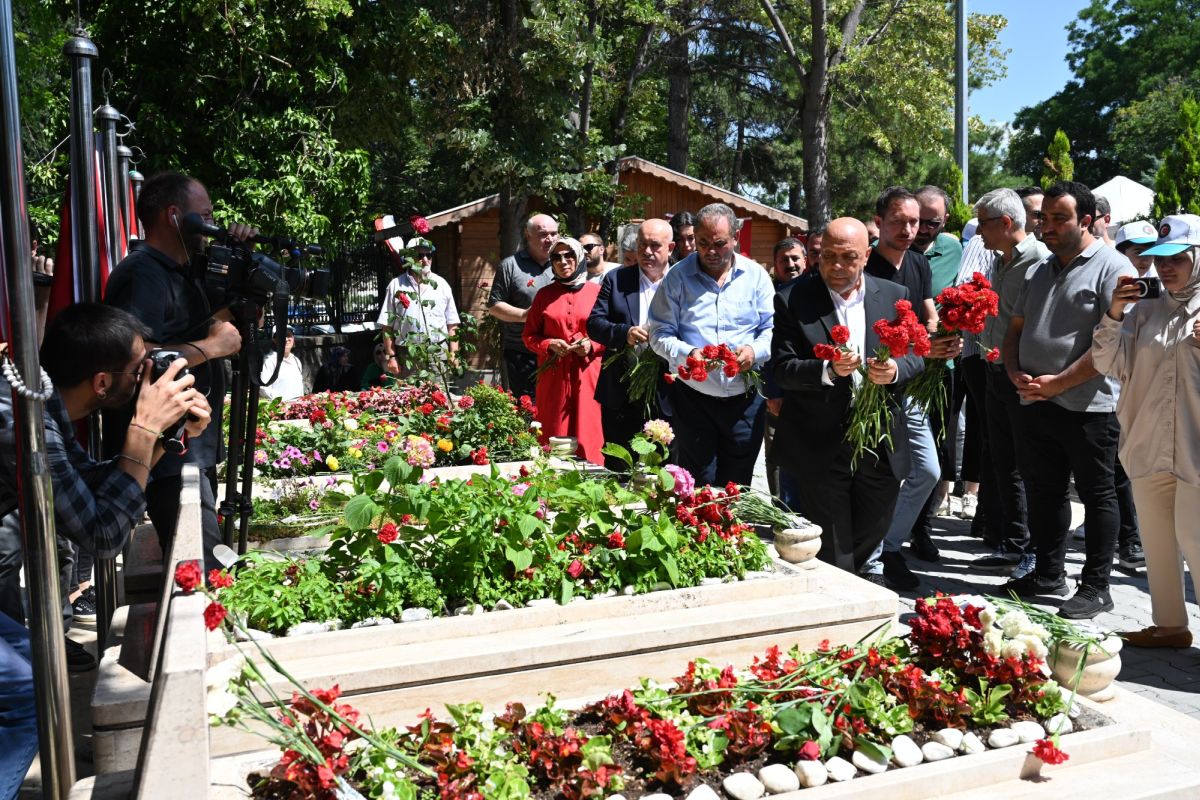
[{"xmin": 647, "ymin": 203, "xmax": 773, "ymax": 486}]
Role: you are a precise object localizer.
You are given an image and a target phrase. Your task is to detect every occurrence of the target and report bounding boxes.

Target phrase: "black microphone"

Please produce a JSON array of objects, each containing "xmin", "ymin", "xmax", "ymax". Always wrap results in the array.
[{"xmin": 180, "ymin": 212, "xmax": 227, "ymax": 240}]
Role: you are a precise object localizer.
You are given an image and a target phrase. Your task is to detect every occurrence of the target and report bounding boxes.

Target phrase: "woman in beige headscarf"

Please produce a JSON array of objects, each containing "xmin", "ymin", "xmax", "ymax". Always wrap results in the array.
[
  {"xmin": 522, "ymin": 237, "xmax": 606, "ymax": 464},
  {"xmin": 1092, "ymin": 214, "xmax": 1200, "ymax": 649}
]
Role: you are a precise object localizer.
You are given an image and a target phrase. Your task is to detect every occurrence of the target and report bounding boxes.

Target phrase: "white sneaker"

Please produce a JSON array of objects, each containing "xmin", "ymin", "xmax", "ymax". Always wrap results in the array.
[
  {"xmin": 959, "ymin": 494, "xmax": 978, "ymax": 520},
  {"xmin": 936, "ymin": 495, "xmax": 953, "ymax": 517}
]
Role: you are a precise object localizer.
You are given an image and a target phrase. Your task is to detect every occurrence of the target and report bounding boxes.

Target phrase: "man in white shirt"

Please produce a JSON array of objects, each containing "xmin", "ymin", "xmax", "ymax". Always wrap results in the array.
[
  {"xmin": 377, "ymin": 237, "xmax": 461, "ymax": 369},
  {"xmin": 259, "ymin": 328, "xmax": 307, "ymax": 401}
]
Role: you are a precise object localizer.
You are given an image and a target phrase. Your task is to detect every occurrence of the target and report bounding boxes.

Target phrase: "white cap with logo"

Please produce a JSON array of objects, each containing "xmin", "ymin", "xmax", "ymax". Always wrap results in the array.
[
  {"xmin": 1143, "ymin": 214, "xmax": 1200, "ymax": 257},
  {"xmin": 1114, "ymin": 221, "xmax": 1158, "ymax": 248}
]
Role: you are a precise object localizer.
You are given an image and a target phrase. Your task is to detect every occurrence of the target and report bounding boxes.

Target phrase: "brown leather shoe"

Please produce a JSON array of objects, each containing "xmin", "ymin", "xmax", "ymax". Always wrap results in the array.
[{"xmin": 1119, "ymin": 626, "xmax": 1193, "ymax": 649}]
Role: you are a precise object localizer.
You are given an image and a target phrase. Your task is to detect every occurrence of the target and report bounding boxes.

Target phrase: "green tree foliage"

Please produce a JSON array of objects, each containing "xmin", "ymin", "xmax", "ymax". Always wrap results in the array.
[
  {"xmin": 1153, "ymin": 97, "xmax": 1200, "ymax": 217},
  {"xmin": 1007, "ymin": 0, "xmax": 1200, "ymax": 187},
  {"xmin": 1041, "ymin": 129, "xmax": 1074, "ymax": 189}
]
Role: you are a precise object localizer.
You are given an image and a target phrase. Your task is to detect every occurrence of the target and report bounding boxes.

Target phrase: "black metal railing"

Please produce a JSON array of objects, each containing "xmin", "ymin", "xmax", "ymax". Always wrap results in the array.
[{"xmin": 282, "ymin": 236, "xmax": 393, "ymax": 332}]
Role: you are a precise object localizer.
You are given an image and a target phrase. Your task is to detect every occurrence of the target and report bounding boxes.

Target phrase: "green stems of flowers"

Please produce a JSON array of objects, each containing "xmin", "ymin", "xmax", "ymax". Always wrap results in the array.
[{"xmin": 845, "ymin": 346, "xmax": 894, "ymax": 469}]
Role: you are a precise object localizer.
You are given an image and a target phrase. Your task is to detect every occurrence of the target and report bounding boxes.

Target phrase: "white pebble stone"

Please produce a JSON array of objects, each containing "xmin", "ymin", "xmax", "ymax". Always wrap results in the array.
[
  {"xmin": 757, "ymin": 763, "xmax": 800, "ymax": 794},
  {"xmin": 824, "ymin": 756, "xmax": 857, "ymax": 782},
  {"xmin": 1011, "ymin": 720, "xmax": 1046, "ymax": 743},
  {"xmin": 643, "ymin": 794, "xmax": 673, "ymax": 800},
  {"xmin": 651, "ymin": 581, "xmax": 673, "ymax": 591},
  {"xmin": 721, "ymin": 772, "xmax": 765, "ymax": 800},
  {"xmin": 453, "ymin": 603, "xmax": 485, "ymax": 616},
  {"xmin": 400, "ymin": 607, "xmax": 432, "ymax": 622},
  {"xmin": 492, "ymin": 599, "xmax": 514, "ymax": 611},
  {"xmin": 851, "ymin": 748, "xmax": 889, "ymax": 774},
  {"xmin": 349, "ymin": 617, "xmax": 394, "ymax": 629},
  {"xmin": 988, "ymin": 728, "xmax": 1020, "ymax": 748},
  {"xmin": 701, "ymin": 577, "xmax": 725, "ymax": 586},
  {"xmin": 959, "ymin": 732, "xmax": 986, "ymax": 754},
  {"xmin": 607, "ymin": 795, "xmax": 626, "ymax": 800},
  {"xmin": 793, "ymin": 760, "xmax": 828, "ymax": 788},
  {"xmin": 1045, "ymin": 713, "xmax": 1073, "ymax": 734},
  {"xmin": 921, "ymin": 741, "xmax": 956, "ymax": 762},
  {"xmin": 890, "ymin": 735, "xmax": 923, "ymax": 767},
  {"xmin": 686, "ymin": 785, "xmax": 721, "ymax": 800},
  {"xmin": 621, "ymin": 585, "xmax": 636, "ymax": 595},
  {"xmin": 524, "ymin": 598, "xmax": 557, "ymax": 608},
  {"xmin": 237, "ymin": 627, "xmax": 275, "ymax": 641},
  {"xmin": 600, "ymin": 589, "xmax": 618, "ymax": 597},
  {"xmin": 931, "ymin": 728, "xmax": 964, "ymax": 750}
]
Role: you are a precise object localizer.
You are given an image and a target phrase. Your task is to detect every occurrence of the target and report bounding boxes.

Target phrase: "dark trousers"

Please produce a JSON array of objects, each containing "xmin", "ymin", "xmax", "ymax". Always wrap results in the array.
[
  {"xmin": 1015, "ymin": 402, "xmax": 1119, "ymax": 588},
  {"xmin": 1115, "ymin": 458, "xmax": 1141, "ymax": 551},
  {"xmin": 960, "ymin": 356, "xmax": 1000, "ymax": 540},
  {"xmin": 671, "ymin": 384, "xmax": 765, "ymax": 487},
  {"xmin": 71, "ymin": 541, "xmax": 94, "ymax": 589},
  {"xmin": 0, "ymin": 516, "xmax": 22, "ymax": 625},
  {"xmin": 985, "ymin": 366, "xmax": 1029, "ymax": 554},
  {"xmin": 147, "ymin": 466, "xmax": 223, "ymax": 574},
  {"xmin": 793, "ymin": 451, "xmax": 900, "ymax": 574},
  {"xmin": 502, "ymin": 348, "xmax": 539, "ymax": 402}
]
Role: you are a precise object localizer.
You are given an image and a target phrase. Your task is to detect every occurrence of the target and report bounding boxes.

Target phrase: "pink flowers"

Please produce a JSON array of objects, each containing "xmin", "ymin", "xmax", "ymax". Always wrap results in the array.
[
  {"xmin": 401, "ymin": 435, "xmax": 437, "ymax": 468},
  {"xmin": 458, "ymin": 395, "xmax": 475, "ymax": 410},
  {"xmin": 642, "ymin": 418, "xmax": 674, "ymax": 446},
  {"xmin": 566, "ymin": 559, "xmax": 585, "ymax": 579},
  {"xmin": 664, "ymin": 464, "xmax": 695, "ymax": 498},
  {"xmin": 174, "ymin": 561, "xmax": 202, "ymax": 594},
  {"xmin": 471, "ymin": 446, "xmax": 489, "ymax": 465},
  {"xmin": 409, "ymin": 214, "xmax": 431, "ymax": 235}
]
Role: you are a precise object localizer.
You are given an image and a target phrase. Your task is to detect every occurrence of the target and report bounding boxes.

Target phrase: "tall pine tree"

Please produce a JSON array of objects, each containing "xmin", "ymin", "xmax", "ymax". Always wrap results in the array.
[{"xmin": 1154, "ymin": 97, "xmax": 1200, "ymax": 217}]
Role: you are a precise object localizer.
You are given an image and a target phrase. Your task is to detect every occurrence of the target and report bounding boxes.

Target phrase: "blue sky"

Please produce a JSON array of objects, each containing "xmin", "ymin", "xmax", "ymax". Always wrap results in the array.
[{"xmin": 969, "ymin": 0, "xmax": 1091, "ymax": 127}]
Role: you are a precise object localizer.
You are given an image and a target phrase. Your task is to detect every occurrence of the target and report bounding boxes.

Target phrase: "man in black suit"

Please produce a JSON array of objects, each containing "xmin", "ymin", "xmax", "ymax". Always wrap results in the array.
[
  {"xmin": 587, "ymin": 219, "xmax": 675, "ymax": 470},
  {"xmin": 772, "ymin": 218, "xmax": 924, "ymax": 578}
]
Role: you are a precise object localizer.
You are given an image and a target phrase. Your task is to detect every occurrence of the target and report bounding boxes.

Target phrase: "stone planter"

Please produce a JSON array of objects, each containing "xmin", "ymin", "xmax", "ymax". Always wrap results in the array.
[
  {"xmin": 773, "ymin": 523, "xmax": 822, "ymax": 564},
  {"xmin": 547, "ymin": 436, "xmax": 578, "ymax": 457},
  {"xmin": 1048, "ymin": 634, "xmax": 1123, "ymax": 702}
]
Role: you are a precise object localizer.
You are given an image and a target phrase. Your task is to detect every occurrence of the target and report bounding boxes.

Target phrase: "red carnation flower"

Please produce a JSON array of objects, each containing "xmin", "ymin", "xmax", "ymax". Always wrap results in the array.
[
  {"xmin": 431, "ymin": 389, "xmax": 448, "ymax": 406},
  {"xmin": 471, "ymin": 446, "xmax": 489, "ymax": 465},
  {"xmin": 174, "ymin": 561, "xmax": 202, "ymax": 594},
  {"xmin": 689, "ymin": 366, "xmax": 709, "ymax": 382},
  {"xmin": 812, "ymin": 343, "xmax": 840, "ymax": 362},
  {"xmin": 377, "ymin": 522, "xmax": 398, "ymax": 544},
  {"xmin": 419, "ymin": 403, "xmax": 434, "ymax": 415},
  {"xmin": 830, "ymin": 325, "xmax": 850, "ymax": 345},
  {"xmin": 985, "ymin": 347, "xmax": 1001, "ymax": 363},
  {"xmin": 204, "ymin": 601, "xmax": 228, "ymax": 631},
  {"xmin": 702, "ymin": 344, "xmax": 720, "ymax": 359},
  {"xmin": 798, "ymin": 740, "xmax": 821, "ymax": 761},
  {"xmin": 1032, "ymin": 738, "xmax": 1069, "ymax": 765},
  {"xmin": 409, "ymin": 215, "xmax": 431, "ymax": 235},
  {"xmin": 664, "ymin": 372, "xmax": 677, "ymax": 383},
  {"xmin": 526, "ymin": 278, "xmax": 535, "ymax": 287},
  {"xmin": 208, "ymin": 569, "xmax": 234, "ymax": 589},
  {"xmin": 566, "ymin": 559, "xmax": 585, "ymax": 578},
  {"xmin": 396, "ymin": 291, "xmax": 411, "ymax": 309},
  {"xmin": 607, "ymin": 531, "xmax": 626, "ymax": 549},
  {"xmin": 723, "ymin": 362, "xmax": 740, "ymax": 378}
]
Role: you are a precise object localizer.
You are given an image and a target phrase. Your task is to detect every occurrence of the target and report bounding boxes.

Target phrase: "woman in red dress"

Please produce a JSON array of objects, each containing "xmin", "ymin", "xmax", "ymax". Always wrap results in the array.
[{"xmin": 523, "ymin": 237, "xmax": 606, "ymax": 464}]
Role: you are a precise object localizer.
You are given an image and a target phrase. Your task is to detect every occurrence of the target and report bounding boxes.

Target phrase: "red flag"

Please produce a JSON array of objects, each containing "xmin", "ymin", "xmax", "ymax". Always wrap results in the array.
[{"xmin": 49, "ymin": 140, "xmax": 113, "ymax": 323}]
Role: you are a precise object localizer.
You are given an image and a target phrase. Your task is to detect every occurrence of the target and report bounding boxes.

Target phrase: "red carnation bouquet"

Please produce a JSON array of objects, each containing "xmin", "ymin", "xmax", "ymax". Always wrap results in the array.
[
  {"xmin": 676, "ymin": 343, "xmax": 762, "ymax": 393},
  {"xmin": 905, "ymin": 272, "xmax": 999, "ymax": 419},
  {"xmin": 812, "ymin": 324, "xmax": 854, "ymax": 364},
  {"xmin": 845, "ymin": 301, "xmax": 929, "ymax": 466}
]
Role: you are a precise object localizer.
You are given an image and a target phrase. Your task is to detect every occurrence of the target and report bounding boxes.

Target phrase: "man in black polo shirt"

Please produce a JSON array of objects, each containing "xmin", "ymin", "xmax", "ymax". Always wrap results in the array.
[
  {"xmin": 104, "ymin": 172, "xmax": 246, "ymax": 571},
  {"xmin": 860, "ymin": 186, "xmax": 961, "ymax": 590},
  {"xmin": 487, "ymin": 214, "xmax": 557, "ymax": 400}
]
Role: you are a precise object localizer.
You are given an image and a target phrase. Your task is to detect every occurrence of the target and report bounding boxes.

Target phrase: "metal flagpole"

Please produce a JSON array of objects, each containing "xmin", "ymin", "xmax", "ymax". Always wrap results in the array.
[
  {"xmin": 954, "ymin": 0, "xmax": 969, "ymax": 205},
  {"xmin": 117, "ymin": 143, "xmax": 133, "ymax": 242},
  {"xmin": 64, "ymin": 32, "xmax": 99, "ymax": 304},
  {"xmin": 0, "ymin": 1, "xmax": 77, "ymax": 796},
  {"xmin": 94, "ymin": 102, "xmax": 124, "ymax": 646}
]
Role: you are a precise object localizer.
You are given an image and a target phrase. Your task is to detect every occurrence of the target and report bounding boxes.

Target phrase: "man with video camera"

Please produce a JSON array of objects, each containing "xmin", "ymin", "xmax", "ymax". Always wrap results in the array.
[{"xmin": 104, "ymin": 171, "xmax": 251, "ymax": 571}]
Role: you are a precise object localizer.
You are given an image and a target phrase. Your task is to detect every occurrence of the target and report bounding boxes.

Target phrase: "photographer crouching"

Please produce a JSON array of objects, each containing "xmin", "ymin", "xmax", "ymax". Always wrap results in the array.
[{"xmin": 104, "ymin": 172, "xmax": 250, "ymax": 571}]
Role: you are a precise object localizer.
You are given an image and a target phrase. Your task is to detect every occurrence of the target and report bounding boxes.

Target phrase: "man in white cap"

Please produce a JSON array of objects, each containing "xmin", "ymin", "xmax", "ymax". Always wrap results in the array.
[
  {"xmin": 1114, "ymin": 220, "xmax": 1159, "ymax": 278},
  {"xmin": 378, "ymin": 237, "xmax": 461, "ymax": 372}
]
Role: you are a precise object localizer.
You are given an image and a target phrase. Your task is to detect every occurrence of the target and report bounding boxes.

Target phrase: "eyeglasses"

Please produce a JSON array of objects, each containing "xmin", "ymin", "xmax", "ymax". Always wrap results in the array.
[
  {"xmin": 413, "ymin": 251, "xmax": 433, "ymax": 260},
  {"xmin": 918, "ymin": 218, "xmax": 944, "ymax": 229},
  {"xmin": 976, "ymin": 216, "xmax": 1004, "ymax": 226},
  {"xmin": 581, "ymin": 243, "xmax": 602, "ymax": 252},
  {"xmin": 550, "ymin": 252, "xmax": 576, "ymax": 263},
  {"xmin": 109, "ymin": 365, "xmax": 146, "ymax": 382}
]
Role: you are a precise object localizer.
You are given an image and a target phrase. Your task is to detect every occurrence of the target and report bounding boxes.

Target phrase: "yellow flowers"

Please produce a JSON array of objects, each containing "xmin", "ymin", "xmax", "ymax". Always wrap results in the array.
[
  {"xmin": 437, "ymin": 438, "xmax": 453, "ymax": 453},
  {"xmin": 348, "ymin": 447, "xmax": 363, "ymax": 459},
  {"xmin": 324, "ymin": 455, "xmax": 340, "ymax": 472}
]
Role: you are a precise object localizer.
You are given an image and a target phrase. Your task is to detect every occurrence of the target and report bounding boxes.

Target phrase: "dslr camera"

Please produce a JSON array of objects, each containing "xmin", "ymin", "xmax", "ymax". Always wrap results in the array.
[{"xmin": 145, "ymin": 349, "xmax": 192, "ymax": 455}]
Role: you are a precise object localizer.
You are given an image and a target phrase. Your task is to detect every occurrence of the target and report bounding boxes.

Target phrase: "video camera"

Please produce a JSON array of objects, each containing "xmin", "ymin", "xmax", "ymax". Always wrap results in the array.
[{"xmin": 179, "ymin": 212, "xmax": 330, "ymax": 303}]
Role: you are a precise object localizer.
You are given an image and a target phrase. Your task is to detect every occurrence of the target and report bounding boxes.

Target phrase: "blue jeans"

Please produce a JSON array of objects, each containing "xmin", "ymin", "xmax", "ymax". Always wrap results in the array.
[
  {"xmin": 0, "ymin": 613, "xmax": 38, "ymax": 799},
  {"xmin": 866, "ymin": 397, "xmax": 940, "ymax": 570}
]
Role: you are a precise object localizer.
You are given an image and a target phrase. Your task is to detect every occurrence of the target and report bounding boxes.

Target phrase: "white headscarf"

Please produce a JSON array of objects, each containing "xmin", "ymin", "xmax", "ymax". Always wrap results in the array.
[{"xmin": 550, "ymin": 237, "xmax": 588, "ymax": 291}]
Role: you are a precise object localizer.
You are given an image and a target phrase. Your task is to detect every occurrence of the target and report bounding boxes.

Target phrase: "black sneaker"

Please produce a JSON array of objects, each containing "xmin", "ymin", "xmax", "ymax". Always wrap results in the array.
[
  {"xmin": 909, "ymin": 530, "xmax": 941, "ymax": 563},
  {"xmin": 72, "ymin": 587, "xmax": 97, "ymax": 621},
  {"xmin": 1118, "ymin": 542, "xmax": 1146, "ymax": 570},
  {"xmin": 976, "ymin": 546, "xmax": 1022, "ymax": 570},
  {"xmin": 1059, "ymin": 584, "xmax": 1114, "ymax": 620},
  {"xmin": 1001, "ymin": 572, "xmax": 1069, "ymax": 599},
  {"xmin": 65, "ymin": 638, "xmax": 96, "ymax": 672},
  {"xmin": 881, "ymin": 551, "xmax": 920, "ymax": 591},
  {"xmin": 859, "ymin": 572, "xmax": 888, "ymax": 589}
]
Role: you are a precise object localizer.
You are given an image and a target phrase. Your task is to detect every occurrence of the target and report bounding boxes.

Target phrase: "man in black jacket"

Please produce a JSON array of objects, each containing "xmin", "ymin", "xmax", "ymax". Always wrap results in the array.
[{"xmin": 772, "ymin": 218, "xmax": 924, "ymax": 577}]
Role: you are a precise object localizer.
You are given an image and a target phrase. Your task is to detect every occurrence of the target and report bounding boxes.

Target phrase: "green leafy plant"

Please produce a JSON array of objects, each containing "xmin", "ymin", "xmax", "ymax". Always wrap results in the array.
[{"xmin": 965, "ymin": 678, "xmax": 1013, "ymax": 725}]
